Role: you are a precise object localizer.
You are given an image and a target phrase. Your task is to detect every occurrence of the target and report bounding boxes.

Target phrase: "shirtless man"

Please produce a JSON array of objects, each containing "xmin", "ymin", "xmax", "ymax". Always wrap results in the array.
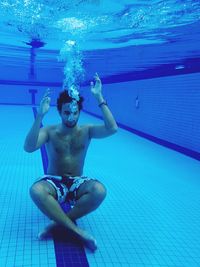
[{"xmin": 24, "ymin": 73, "xmax": 118, "ymax": 251}]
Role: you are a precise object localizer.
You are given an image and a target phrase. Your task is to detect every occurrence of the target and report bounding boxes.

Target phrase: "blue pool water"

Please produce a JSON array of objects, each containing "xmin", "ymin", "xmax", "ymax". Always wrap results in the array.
[{"xmin": 0, "ymin": 1, "xmax": 200, "ymax": 267}]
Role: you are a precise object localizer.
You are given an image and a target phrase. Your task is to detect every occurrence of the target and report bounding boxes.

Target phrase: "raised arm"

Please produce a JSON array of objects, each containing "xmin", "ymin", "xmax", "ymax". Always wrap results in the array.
[
  {"xmin": 89, "ymin": 73, "xmax": 118, "ymax": 139},
  {"xmin": 24, "ymin": 89, "xmax": 51, "ymax": 152}
]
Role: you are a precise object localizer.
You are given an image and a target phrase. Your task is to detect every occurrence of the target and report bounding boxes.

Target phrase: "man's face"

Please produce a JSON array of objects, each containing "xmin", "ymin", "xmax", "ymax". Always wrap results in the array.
[{"xmin": 60, "ymin": 101, "xmax": 80, "ymax": 128}]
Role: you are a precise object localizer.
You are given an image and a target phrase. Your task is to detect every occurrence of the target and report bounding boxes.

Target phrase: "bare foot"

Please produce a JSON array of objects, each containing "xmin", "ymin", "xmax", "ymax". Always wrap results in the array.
[
  {"xmin": 79, "ymin": 230, "xmax": 98, "ymax": 252},
  {"xmin": 38, "ymin": 222, "xmax": 97, "ymax": 252},
  {"xmin": 38, "ymin": 221, "xmax": 58, "ymax": 240}
]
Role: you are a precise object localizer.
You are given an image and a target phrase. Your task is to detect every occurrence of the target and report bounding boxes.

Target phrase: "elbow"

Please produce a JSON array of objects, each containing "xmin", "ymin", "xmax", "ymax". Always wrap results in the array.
[
  {"xmin": 23, "ymin": 144, "xmax": 35, "ymax": 153},
  {"xmin": 113, "ymin": 126, "xmax": 118, "ymax": 133},
  {"xmin": 110, "ymin": 126, "xmax": 118, "ymax": 134}
]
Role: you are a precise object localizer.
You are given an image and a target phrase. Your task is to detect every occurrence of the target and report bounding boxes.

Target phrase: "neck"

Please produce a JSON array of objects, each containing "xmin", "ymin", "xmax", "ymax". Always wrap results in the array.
[{"xmin": 60, "ymin": 123, "xmax": 78, "ymax": 134}]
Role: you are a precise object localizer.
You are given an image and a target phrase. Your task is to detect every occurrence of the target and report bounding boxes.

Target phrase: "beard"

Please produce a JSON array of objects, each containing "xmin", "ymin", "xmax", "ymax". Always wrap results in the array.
[{"xmin": 65, "ymin": 120, "xmax": 77, "ymax": 128}]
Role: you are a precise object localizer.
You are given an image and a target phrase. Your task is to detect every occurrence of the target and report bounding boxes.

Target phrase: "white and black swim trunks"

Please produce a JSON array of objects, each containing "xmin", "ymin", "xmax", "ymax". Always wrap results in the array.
[{"xmin": 35, "ymin": 175, "xmax": 97, "ymax": 205}]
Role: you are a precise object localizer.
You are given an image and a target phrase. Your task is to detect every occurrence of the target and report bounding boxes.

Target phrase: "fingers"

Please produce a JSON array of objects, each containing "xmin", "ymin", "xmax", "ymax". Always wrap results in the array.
[
  {"xmin": 43, "ymin": 88, "xmax": 51, "ymax": 98},
  {"xmin": 90, "ymin": 73, "xmax": 101, "ymax": 84},
  {"xmin": 90, "ymin": 81, "xmax": 94, "ymax": 88},
  {"xmin": 90, "ymin": 73, "xmax": 101, "ymax": 87},
  {"xmin": 94, "ymin": 72, "xmax": 100, "ymax": 81},
  {"xmin": 45, "ymin": 97, "xmax": 51, "ymax": 103},
  {"xmin": 40, "ymin": 89, "xmax": 51, "ymax": 105},
  {"xmin": 40, "ymin": 98, "xmax": 50, "ymax": 106},
  {"xmin": 43, "ymin": 88, "xmax": 51, "ymax": 99}
]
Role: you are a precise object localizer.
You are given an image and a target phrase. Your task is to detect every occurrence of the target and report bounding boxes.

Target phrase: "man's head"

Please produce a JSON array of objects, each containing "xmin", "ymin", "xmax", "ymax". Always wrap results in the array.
[{"xmin": 57, "ymin": 90, "xmax": 84, "ymax": 128}]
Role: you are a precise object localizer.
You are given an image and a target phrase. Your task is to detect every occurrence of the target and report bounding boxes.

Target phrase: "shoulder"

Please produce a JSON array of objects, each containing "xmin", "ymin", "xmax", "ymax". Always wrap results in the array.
[
  {"xmin": 85, "ymin": 124, "xmax": 117, "ymax": 139},
  {"xmin": 80, "ymin": 124, "xmax": 92, "ymax": 130},
  {"xmin": 41, "ymin": 125, "xmax": 58, "ymax": 139},
  {"xmin": 48, "ymin": 125, "xmax": 58, "ymax": 132},
  {"xmin": 78, "ymin": 124, "xmax": 92, "ymax": 138},
  {"xmin": 42, "ymin": 125, "xmax": 56, "ymax": 133}
]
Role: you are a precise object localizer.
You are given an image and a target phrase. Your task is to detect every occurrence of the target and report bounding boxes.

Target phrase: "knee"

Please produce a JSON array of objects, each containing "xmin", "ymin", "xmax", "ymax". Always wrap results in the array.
[
  {"xmin": 29, "ymin": 183, "xmax": 47, "ymax": 202},
  {"xmin": 90, "ymin": 182, "xmax": 107, "ymax": 203}
]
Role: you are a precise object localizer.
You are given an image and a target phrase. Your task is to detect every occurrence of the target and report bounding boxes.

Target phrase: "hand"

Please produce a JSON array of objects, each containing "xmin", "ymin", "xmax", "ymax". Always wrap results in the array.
[
  {"xmin": 38, "ymin": 88, "xmax": 51, "ymax": 116},
  {"xmin": 90, "ymin": 73, "xmax": 102, "ymax": 98}
]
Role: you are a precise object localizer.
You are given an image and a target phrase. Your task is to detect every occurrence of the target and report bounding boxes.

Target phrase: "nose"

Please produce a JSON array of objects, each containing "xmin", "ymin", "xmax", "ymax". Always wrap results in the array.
[{"xmin": 68, "ymin": 114, "xmax": 75, "ymax": 121}]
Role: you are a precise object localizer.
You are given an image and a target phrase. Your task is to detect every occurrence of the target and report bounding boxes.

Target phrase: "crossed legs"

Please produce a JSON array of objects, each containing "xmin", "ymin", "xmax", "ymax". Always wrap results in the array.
[{"xmin": 29, "ymin": 179, "xmax": 107, "ymax": 251}]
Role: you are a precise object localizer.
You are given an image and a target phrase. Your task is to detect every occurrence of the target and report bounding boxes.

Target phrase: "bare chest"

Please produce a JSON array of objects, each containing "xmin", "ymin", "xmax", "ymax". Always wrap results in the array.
[{"xmin": 48, "ymin": 129, "xmax": 89, "ymax": 156}]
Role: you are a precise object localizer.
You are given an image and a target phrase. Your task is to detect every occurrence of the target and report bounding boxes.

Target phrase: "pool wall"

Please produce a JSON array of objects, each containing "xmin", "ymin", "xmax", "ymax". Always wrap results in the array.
[{"xmin": 0, "ymin": 72, "xmax": 199, "ymax": 157}]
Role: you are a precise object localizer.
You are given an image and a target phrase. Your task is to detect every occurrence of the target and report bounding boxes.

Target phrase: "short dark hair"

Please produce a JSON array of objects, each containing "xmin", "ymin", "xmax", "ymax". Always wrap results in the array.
[{"xmin": 57, "ymin": 90, "xmax": 84, "ymax": 112}]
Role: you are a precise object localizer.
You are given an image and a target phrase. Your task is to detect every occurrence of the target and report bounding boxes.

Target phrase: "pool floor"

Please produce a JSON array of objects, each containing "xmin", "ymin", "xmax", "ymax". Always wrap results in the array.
[{"xmin": 0, "ymin": 105, "xmax": 200, "ymax": 267}]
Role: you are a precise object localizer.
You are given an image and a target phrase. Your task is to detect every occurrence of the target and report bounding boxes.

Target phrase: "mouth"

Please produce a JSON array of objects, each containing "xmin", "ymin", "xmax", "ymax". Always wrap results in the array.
[
  {"xmin": 68, "ymin": 120, "xmax": 75, "ymax": 124},
  {"xmin": 65, "ymin": 120, "xmax": 76, "ymax": 127}
]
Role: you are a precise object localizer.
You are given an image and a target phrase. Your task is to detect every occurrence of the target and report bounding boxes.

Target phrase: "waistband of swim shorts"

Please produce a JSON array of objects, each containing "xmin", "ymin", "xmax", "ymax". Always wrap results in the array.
[
  {"xmin": 42, "ymin": 175, "xmax": 62, "ymax": 180},
  {"xmin": 41, "ymin": 174, "xmax": 86, "ymax": 184}
]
